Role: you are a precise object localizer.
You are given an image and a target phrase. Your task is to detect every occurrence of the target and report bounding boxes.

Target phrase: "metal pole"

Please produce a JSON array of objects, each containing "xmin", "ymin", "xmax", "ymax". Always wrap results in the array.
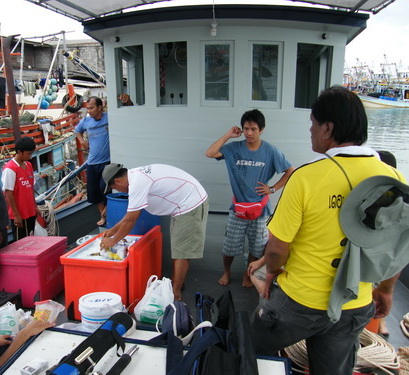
[
  {"xmin": 1, "ymin": 35, "xmax": 21, "ymax": 141},
  {"xmin": 34, "ymin": 37, "xmax": 62, "ymax": 121},
  {"xmin": 19, "ymin": 39, "xmax": 25, "ymax": 105},
  {"xmin": 63, "ymin": 31, "xmax": 68, "ymax": 95},
  {"xmin": 0, "ymin": 37, "xmax": 21, "ymax": 72}
]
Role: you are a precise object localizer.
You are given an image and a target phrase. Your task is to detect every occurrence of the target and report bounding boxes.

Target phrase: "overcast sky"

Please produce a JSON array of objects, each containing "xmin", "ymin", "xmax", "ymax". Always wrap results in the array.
[{"xmin": 1, "ymin": 0, "xmax": 408, "ymax": 72}]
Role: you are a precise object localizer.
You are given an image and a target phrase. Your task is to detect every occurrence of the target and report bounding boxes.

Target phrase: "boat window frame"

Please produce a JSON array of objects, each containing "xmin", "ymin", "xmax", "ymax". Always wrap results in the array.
[
  {"xmin": 114, "ymin": 45, "xmax": 145, "ymax": 107},
  {"xmin": 248, "ymin": 41, "xmax": 283, "ymax": 109},
  {"xmin": 155, "ymin": 41, "xmax": 188, "ymax": 107},
  {"xmin": 201, "ymin": 40, "xmax": 234, "ymax": 107}
]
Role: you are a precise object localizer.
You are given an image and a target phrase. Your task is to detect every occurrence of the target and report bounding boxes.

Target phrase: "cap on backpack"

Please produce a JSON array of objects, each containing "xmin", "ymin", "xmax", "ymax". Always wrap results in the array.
[{"xmin": 340, "ymin": 175, "xmax": 409, "ymax": 248}]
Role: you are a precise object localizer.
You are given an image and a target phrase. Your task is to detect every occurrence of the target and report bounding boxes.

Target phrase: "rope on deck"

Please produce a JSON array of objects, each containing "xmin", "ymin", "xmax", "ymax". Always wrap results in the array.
[
  {"xmin": 398, "ymin": 347, "xmax": 409, "ymax": 375},
  {"xmin": 283, "ymin": 328, "xmax": 400, "ymax": 374}
]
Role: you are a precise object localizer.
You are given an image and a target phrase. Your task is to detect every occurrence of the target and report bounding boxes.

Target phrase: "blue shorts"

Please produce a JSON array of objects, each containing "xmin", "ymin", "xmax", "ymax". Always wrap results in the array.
[
  {"xmin": 86, "ymin": 162, "xmax": 110, "ymax": 204},
  {"xmin": 221, "ymin": 211, "xmax": 268, "ymax": 258}
]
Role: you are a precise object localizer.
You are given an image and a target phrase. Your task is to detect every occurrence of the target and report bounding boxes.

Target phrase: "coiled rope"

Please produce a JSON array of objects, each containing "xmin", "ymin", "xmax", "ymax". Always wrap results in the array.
[
  {"xmin": 37, "ymin": 200, "xmax": 59, "ymax": 236},
  {"xmin": 284, "ymin": 329, "xmax": 400, "ymax": 374},
  {"xmin": 401, "ymin": 313, "xmax": 409, "ymax": 338},
  {"xmin": 398, "ymin": 347, "xmax": 409, "ymax": 375}
]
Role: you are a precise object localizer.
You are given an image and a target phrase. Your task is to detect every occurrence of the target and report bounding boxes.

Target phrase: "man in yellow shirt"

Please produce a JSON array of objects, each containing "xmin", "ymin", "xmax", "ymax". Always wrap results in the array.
[{"xmin": 251, "ymin": 86, "xmax": 405, "ymax": 374}]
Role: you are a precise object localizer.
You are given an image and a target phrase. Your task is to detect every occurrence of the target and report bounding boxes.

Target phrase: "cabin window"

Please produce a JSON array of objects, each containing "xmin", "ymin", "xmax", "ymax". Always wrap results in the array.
[
  {"xmin": 115, "ymin": 45, "xmax": 145, "ymax": 107},
  {"xmin": 39, "ymin": 152, "xmax": 52, "ymax": 170},
  {"xmin": 156, "ymin": 42, "xmax": 187, "ymax": 106},
  {"xmin": 250, "ymin": 43, "xmax": 281, "ymax": 107},
  {"xmin": 202, "ymin": 42, "xmax": 233, "ymax": 105},
  {"xmin": 294, "ymin": 43, "xmax": 333, "ymax": 109}
]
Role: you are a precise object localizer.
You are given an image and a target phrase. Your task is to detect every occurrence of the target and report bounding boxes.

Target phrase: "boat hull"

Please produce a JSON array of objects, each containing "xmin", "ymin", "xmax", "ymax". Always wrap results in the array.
[{"xmin": 359, "ymin": 95, "xmax": 409, "ymax": 108}]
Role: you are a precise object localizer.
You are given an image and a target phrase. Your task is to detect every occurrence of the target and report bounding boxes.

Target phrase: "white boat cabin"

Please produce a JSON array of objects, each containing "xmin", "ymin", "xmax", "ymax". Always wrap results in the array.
[
  {"xmin": 26, "ymin": 0, "xmax": 391, "ymax": 268},
  {"xmin": 81, "ymin": 3, "xmax": 370, "ymax": 209}
]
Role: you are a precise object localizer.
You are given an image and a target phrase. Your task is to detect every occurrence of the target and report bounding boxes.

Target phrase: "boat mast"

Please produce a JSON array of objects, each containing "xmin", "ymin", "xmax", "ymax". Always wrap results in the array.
[{"xmin": 1, "ymin": 35, "xmax": 21, "ymax": 141}]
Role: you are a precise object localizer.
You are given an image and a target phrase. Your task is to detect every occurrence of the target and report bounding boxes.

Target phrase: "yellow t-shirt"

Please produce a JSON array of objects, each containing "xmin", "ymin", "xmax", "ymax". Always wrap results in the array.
[{"xmin": 269, "ymin": 155, "xmax": 405, "ymax": 311}]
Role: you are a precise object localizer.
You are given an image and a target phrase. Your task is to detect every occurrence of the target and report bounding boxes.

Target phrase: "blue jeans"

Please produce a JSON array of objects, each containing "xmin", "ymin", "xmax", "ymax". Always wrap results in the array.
[{"xmin": 251, "ymin": 284, "xmax": 374, "ymax": 375}]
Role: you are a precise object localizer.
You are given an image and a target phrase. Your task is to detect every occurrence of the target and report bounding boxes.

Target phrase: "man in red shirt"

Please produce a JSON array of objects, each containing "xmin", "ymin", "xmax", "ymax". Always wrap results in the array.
[{"xmin": 1, "ymin": 137, "xmax": 38, "ymax": 241}]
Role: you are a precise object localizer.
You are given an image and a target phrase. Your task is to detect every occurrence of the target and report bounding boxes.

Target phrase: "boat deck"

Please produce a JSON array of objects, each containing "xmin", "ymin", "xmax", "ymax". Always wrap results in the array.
[{"xmin": 57, "ymin": 233, "xmax": 409, "ymax": 350}]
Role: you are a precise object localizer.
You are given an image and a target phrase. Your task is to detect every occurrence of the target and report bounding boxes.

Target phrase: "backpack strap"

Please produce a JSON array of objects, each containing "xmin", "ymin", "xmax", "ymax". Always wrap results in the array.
[
  {"xmin": 148, "ymin": 326, "xmax": 231, "ymax": 375},
  {"xmin": 168, "ymin": 327, "xmax": 233, "ymax": 375},
  {"xmin": 180, "ymin": 321, "xmax": 213, "ymax": 346},
  {"xmin": 324, "ymin": 152, "xmax": 353, "ymax": 190}
]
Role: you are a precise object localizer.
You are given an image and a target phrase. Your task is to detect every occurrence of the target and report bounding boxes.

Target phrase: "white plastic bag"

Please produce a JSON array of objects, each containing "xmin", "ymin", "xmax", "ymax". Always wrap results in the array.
[
  {"xmin": 134, "ymin": 275, "xmax": 174, "ymax": 324},
  {"xmin": 0, "ymin": 302, "xmax": 19, "ymax": 336},
  {"xmin": 34, "ymin": 299, "xmax": 65, "ymax": 323},
  {"xmin": 34, "ymin": 219, "xmax": 48, "ymax": 236}
]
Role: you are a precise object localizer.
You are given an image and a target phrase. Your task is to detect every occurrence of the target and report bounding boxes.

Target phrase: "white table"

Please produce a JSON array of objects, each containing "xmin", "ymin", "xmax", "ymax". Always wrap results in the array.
[{"xmin": 2, "ymin": 328, "xmax": 290, "ymax": 375}]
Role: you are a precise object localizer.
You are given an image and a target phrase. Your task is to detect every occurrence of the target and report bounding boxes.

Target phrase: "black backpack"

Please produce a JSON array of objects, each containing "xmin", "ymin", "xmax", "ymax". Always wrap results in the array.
[{"xmin": 161, "ymin": 301, "xmax": 195, "ymax": 338}]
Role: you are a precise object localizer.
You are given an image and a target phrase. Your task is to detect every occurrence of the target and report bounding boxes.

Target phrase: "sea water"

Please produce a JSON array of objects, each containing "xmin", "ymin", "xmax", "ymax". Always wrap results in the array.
[{"xmin": 366, "ymin": 107, "xmax": 409, "ymax": 179}]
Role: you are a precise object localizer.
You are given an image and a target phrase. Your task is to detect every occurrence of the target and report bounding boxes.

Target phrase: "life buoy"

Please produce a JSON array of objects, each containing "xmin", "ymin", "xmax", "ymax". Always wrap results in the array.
[{"xmin": 62, "ymin": 93, "xmax": 83, "ymax": 113}]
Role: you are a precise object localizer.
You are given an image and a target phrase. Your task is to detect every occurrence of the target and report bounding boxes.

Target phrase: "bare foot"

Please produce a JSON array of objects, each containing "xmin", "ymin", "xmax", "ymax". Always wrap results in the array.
[
  {"xmin": 242, "ymin": 272, "xmax": 254, "ymax": 288},
  {"xmin": 97, "ymin": 216, "xmax": 106, "ymax": 226},
  {"xmin": 218, "ymin": 271, "xmax": 230, "ymax": 286},
  {"xmin": 378, "ymin": 318, "xmax": 389, "ymax": 336}
]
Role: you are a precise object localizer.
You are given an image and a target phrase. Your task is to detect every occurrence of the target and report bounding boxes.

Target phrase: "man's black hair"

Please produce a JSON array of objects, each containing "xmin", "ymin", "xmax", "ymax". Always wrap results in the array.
[
  {"xmin": 311, "ymin": 86, "xmax": 367, "ymax": 145},
  {"xmin": 88, "ymin": 96, "xmax": 103, "ymax": 107},
  {"xmin": 108, "ymin": 167, "xmax": 128, "ymax": 186},
  {"xmin": 15, "ymin": 137, "xmax": 36, "ymax": 153},
  {"xmin": 240, "ymin": 109, "xmax": 265, "ymax": 130}
]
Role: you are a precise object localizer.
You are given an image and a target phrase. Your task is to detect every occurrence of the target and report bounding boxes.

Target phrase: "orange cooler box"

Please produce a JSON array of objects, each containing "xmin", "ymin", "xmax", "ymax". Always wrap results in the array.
[
  {"xmin": 0, "ymin": 236, "xmax": 67, "ymax": 308},
  {"xmin": 60, "ymin": 225, "xmax": 162, "ymax": 320}
]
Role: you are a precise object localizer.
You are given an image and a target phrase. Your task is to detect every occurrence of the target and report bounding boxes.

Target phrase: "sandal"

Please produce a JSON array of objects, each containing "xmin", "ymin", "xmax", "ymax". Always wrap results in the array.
[{"xmin": 400, "ymin": 312, "xmax": 409, "ymax": 338}]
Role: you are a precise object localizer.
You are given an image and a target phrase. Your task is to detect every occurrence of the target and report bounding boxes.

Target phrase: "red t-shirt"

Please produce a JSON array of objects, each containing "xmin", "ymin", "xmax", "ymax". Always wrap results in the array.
[{"xmin": 2, "ymin": 159, "xmax": 37, "ymax": 220}]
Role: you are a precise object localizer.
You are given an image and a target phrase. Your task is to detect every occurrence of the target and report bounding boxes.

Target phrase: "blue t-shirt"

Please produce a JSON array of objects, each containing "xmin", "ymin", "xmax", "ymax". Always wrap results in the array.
[
  {"xmin": 219, "ymin": 140, "xmax": 292, "ymax": 216},
  {"xmin": 75, "ymin": 112, "xmax": 110, "ymax": 165}
]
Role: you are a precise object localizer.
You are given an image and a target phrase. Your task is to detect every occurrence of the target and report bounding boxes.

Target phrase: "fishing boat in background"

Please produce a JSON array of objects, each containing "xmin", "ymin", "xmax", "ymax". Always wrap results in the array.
[
  {"xmin": 358, "ymin": 84, "xmax": 409, "ymax": 108},
  {"xmin": 345, "ymin": 55, "xmax": 409, "ymax": 108},
  {"xmin": 0, "ymin": 33, "xmax": 106, "ymax": 242}
]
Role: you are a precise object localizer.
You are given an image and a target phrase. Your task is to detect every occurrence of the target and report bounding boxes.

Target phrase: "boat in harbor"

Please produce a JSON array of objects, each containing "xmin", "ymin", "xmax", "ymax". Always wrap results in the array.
[
  {"xmin": 345, "ymin": 57, "xmax": 409, "ymax": 108},
  {"xmin": 0, "ymin": 34, "xmax": 105, "ymax": 241},
  {"xmin": 359, "ymin": 84, "xmax": 409, "ymax": 108}
]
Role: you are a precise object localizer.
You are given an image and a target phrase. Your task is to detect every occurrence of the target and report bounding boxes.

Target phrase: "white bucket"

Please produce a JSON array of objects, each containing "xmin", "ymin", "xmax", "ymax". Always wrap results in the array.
[{"xmin": 79, "ymin": 292, "xmax": 124, "ymax": 332}]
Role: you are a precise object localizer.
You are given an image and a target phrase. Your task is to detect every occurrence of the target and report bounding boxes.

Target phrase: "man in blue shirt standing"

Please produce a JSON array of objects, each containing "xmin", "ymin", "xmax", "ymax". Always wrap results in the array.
[
  {"xmin": 75, "ymin": 96, "xmax": 110, "ymax": 226},
  {"xmin": 206, "ymin": 109, "xmax": 294, "ymax": 287}
]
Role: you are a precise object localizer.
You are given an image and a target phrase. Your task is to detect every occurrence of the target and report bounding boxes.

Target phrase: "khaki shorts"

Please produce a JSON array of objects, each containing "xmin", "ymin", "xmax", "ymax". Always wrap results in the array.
[{"xmin": 170, "ymin": 199, "xmax": 209, "ymax": 259}]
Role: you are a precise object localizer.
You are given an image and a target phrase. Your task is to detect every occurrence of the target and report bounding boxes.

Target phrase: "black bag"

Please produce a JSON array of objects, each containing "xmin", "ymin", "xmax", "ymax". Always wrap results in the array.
[
  {"xmin": 198, "ymin": 291, "xmax": 258, "ymax": 375},
  {"xmin": 47, "ymin": 312, "xmax": 134, "ymax": 375},
  {"xmin": 149, "ymin": 291, "xmax": 258, "ymax": 375},
  {"xmin": 161, "ymin": 301, "xmax": 195, "ymax": 338},
  {"xmin": 195, "ymin": 292, "xmax": 214, "ymax": 325}
]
